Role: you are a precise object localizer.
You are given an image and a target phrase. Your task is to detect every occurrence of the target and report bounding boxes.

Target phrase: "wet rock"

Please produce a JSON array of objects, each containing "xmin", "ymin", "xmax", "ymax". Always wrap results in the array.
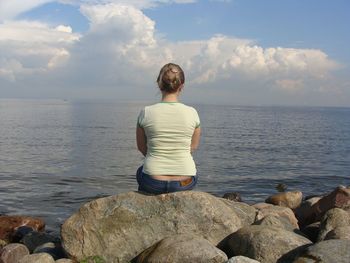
[
  {"xmin": 227, "ymin": 256, "xmax": 261, "ymax": 263},
  {"xmin": 265, "ymin": 191, "xmax": 303, "ymax": 210},
  {"xmin": 18, "ymin": 253, "xmax": 55, "ymax": 263},
  {"xmin": 223, "ymin": 225, "xmax": 311, "ymax": 263},
  {"xmin": 317, "ymin": 208, "xmax": 350, "ymax": 241},
  {"xmin": 11, "ymin": 226, "xmax": 34, "ymax": 243},
  {"xmin": 135, "ymin": 233, "xmax": 228, "ymax": 263},
  {"xmin": 61, "ymin": 191, "xmax": 256, "ymax": 263},
  {"xmin": 0, "ymin": 216, "xmax": 45, "ymax": 242},
  {"xmin": 293, "ymin": 239, "xmax": 350, "ymax": 263},
  {"xmin": 222, "ymin": 192, "xmax": 242, "ymax": 202},
  {"xmin": 253, "ymin": 203, "xmax": 299, "ymax": 228},
  {"xmin": 34, "ymin": 242, "xmax": 66, "ymax": 260},
  {"xmin": 324, "ymin": 226, "xmax": 350, "ymax": 240},
  {"xmin": 301, "ymin": 186, "xmax": 350, "ymax": 227},
  {"xmin": 20, "ymin": 231, "xmax": 59, "ymax": 253},
  {"xmin": 0, "ymin": 243, "xmax": 29, "ymax": 263}
]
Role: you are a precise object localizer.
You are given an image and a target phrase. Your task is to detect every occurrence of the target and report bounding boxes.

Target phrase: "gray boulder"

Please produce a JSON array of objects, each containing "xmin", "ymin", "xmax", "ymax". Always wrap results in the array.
[
  {"xmin": 0, "ymin": 243, "xmax": 29, "ymax": 263},
  {"xmin": 135, "ymin": 233, "xmax": 227, "ymax": 263},
  {"xmin": 317, "ymin": 208, "xmax": 350, "ymax": 241},
  {"xmin": 223, "ymin": 225, "xmax": 311, "ymax": 263},
  {"xmin": 253, "ymin": 214, "xmax": 297, "ymax": 232},
  {"xmin": 293, "ymin": 239, "xmax": 350, "ymax": 263},
  {"xmin": 18, "ymin": 253, "xmax": 55, "ymax": 263},
  {"xmin": 227, "ymin": 256, "xmax": 261, "ymax": 263},
  {"xmin": 324, "ymin": 226, "xmax": 350, "ymax": 240},
  {"xmin": 61, "ymin": 191, "xmax": 256, "ymax": 263},
  {"xmin": 253, "ymin": 203, "xmax": 299, "ymax": 228},
  {"xmin": 55, "ymin": 259, "xmax": 75, "ymax": 263}
]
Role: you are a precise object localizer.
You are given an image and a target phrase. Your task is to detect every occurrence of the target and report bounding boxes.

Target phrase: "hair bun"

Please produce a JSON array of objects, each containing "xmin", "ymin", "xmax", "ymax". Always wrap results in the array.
[{"xmin": 157, "ymin": 63, "xmax": 185, "ymax": 93}]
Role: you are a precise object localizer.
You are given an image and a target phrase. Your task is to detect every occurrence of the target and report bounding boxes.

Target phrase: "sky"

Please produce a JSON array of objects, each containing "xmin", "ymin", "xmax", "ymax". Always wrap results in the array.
[{"xmin": 0, "ymin": 0, "xmax": 349, "ymax": 106}]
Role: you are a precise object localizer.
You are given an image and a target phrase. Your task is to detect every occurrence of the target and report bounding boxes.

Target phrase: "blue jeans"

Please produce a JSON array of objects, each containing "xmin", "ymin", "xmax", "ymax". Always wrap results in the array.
[{"xmin": 136, "ymin": 166, "xmax": 198, "ymax": 195}]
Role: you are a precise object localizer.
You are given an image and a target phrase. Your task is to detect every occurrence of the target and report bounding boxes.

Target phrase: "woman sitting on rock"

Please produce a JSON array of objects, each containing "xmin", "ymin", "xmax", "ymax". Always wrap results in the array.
[{"xmin": 136, "ymin": 63, "xmax": 201, "ymax": 194}]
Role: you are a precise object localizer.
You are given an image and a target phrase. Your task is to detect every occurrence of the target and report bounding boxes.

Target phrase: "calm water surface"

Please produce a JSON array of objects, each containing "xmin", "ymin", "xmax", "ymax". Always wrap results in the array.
[{"xmin": 0, "ymin": 99, "xmax": 349, "ymax": 234}]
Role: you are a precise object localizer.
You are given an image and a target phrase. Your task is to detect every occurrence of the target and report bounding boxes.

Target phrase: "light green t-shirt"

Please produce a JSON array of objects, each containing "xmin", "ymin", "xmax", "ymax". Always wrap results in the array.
[{"xmin": 137, "ymin": 102, "xmax": 200, "ymax": 176}]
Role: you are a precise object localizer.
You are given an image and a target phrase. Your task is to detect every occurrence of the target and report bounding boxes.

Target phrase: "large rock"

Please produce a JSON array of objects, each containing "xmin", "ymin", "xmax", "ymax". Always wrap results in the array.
[
  {"xmin": 293, "ymin": 239, "xmax": 350, "ymax": 263},
  {"xmin": 317, "ymin": 208, "xmax": 350, "ymax": 241},
  {"xmin": 227, "ymin": 256, "xmax": 261, "ymax": 263},
  {"xmin": 324, "ymin": 226, "xmax": 350, "ymax": 240},
  {"xmin": 295, "ymin": 197, "xmax": 322, "ymax": 227},
  {"xmin": 0, "ymin": 243, "xmax": 29, "ymax": 263},
  {"xmin": 18, "ymin": 253, "xmax": 55, "ymax": 263},
  {"xmin": 265, "ymin": 191, "xmax": 303, "ymax": 210},
  {"xmin": 0, "ymin": 216, "xmax": 45, "ymax": 242},
  {"xmin": 135, "ymin": 233, "xmax": 227, "ymax": 263},
  {"xmin": 300, "ymin": 186, "xmax": 350, "ymax": 227},
  {"xmin": 253, "ymin": 203, "xmax": 299, "ymax": 228},
  {"xmin": 253, "ymin": 214, "xmax": 297, "ymax": 232},
  {"xmin": 223, "ymin": 225, "xmax": 311, "ymax": 263},
  {"xmin": 61, "ymin": 191, "xmax": 256, "ymax": 263}
]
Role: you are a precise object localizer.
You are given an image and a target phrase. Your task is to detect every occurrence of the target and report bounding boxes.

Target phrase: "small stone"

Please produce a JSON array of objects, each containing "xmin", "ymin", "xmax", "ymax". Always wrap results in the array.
[
  {"xmin": 34, "ymin": 242, "xmax": 66, "ymax": 260},
  {"xmin": 227, "ymin": 256, "xmax": 261, "ymax": 263},
  {"xmin": 136, "ymin": 233, "xmax": 228, "ymax": 263},
  {"xmin": 18, "ymin": 253, "xmax": 55, "ymax": 263},
  {"xmin": 222, "ymin": 192, "xmax": 243, "ymax": 202},
  {"xmin": 0, "ymin": 243, "xmax": 29, "ymax": 263},
  {"xmin": 265, "ymin": 191, "xmax": 303, "ymax": 210},
  {"xmin": 0, "ymin": 216, "xmax": 45, "ymax": 242}
]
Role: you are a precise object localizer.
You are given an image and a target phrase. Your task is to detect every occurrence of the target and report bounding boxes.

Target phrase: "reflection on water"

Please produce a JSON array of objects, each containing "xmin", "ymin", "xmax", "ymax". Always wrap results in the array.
[{"xmin": 0, "ymin": 99, "xmax": 350, "ymax": 233}]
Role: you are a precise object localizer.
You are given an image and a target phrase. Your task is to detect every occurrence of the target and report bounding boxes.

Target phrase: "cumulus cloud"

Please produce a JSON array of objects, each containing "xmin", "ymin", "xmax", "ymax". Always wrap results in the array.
[
  {"xmin": 0, "ymin": 1, "xmax": 344, "ymax": 105},
  {"xmin": 0, "ymin": 20, "xmax": 80, "ymax": 82}
]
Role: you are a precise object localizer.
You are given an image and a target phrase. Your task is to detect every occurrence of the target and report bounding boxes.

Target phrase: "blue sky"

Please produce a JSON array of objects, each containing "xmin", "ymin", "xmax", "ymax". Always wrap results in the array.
[{"xmin": 0, "ymin": 0, "xmax": 349, "ymax": 106}]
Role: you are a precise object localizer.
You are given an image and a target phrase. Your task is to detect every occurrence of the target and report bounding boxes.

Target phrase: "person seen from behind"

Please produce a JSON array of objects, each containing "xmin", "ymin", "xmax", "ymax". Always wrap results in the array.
[{"xmin": 136, "ymin": 63, "xmax": 201, "ymax": 194}]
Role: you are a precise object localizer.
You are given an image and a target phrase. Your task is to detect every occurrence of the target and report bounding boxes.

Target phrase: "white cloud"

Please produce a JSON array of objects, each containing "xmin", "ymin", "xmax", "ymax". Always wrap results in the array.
[
  {"xmin": 0, "ymin": 20, "xmax": 80, "ymax": 81},
  {"xmin": 0, "ymin": 0, "xmax": 53, "ymax": 21},
  {"xmin": 0, "ymin": 2, "xmax": 344, "ymax": 105}
]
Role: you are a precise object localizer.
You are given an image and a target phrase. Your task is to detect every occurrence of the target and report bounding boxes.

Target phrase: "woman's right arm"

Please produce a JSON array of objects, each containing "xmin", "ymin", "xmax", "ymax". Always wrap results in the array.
[
  {"xmin": 191, "ymin": 127, "xmax": 201, "ymax": 153},
  {"xmin": 136, "ymin": 126, "xmax": 147, "ymax": 156}
]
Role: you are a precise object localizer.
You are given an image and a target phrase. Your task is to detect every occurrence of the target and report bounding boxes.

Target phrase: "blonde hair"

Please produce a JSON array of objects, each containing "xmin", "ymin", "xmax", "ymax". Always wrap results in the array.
[{"xmin": 157, "ymin": 63, "xmax": 185, "ymax": 93}]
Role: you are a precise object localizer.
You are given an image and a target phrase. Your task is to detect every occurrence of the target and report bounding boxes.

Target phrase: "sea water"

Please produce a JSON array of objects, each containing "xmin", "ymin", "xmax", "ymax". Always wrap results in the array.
[{"xmin": 0, "ymin": 99, "xmax": 349, "ymax": 233}]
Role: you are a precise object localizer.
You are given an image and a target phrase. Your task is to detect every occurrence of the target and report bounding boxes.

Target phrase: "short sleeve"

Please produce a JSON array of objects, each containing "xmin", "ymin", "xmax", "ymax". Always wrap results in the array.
[
  {"xmin": 193, "ymin": 108, "xmax": 200, "ymax": 128},
  {"xmin": 137, "ymin": 108, "xmax": 145, "ymax": 128}
]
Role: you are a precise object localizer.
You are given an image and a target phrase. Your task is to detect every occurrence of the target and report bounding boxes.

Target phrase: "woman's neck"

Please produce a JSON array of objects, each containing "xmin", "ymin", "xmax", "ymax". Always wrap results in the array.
[{"xmin": 161, "ymin": 92, "xmax": 179, "ymax": 102}]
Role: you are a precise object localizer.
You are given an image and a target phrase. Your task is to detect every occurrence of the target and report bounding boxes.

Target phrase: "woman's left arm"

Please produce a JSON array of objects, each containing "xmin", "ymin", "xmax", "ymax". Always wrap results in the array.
[
  {"xmin": 136, "ymin": 126, "xmax": 147, "ymax": 156},
  {"xmin": 191, "ymin": 127, "xmax": 201, "ymax": 153}
]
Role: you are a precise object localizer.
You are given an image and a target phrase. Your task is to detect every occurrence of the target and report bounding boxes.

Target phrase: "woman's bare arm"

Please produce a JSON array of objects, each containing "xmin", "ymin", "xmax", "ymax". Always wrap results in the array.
[
  {"xmin": 136, "ymin": 126, "xmax": 147, "ymax": 156},
  {"xmin": 191, "ymin": 127, "xmax": 201, "ymax": 153}
]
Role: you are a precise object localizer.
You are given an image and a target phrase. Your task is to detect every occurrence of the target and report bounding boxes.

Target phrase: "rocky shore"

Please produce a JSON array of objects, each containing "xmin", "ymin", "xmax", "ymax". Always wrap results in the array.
[{"xmin": 1, "ymin": 185, "xmax": 350, "ymax": 263}]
